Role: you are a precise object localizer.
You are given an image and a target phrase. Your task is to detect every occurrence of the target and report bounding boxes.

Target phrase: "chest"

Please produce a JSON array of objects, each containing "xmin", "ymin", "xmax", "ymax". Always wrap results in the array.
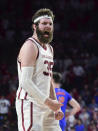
[{"xmin": 35, "ymin": 47, "xmax": 54, "ymax": 76}]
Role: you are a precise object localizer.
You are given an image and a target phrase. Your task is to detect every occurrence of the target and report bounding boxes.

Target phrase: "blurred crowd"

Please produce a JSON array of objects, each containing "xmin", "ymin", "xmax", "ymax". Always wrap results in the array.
[{"xmin": 0, "ymin": 0, "xmax": 98, "ymax": 131}]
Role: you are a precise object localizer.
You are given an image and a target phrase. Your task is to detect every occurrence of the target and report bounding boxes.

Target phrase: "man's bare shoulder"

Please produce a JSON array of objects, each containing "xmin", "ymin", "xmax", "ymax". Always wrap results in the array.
[
  {"xmin": 19, "ymin": 39, "xmax": 38, "ymax": 66},
  {"xmin": 21, "ymin": 39, "xmax": 38, "ymax": 52}
]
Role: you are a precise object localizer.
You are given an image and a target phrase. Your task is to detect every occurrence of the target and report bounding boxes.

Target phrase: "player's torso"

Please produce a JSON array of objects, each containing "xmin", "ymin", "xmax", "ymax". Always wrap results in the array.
[
  {"xmin": 55, "ymin": 88, "xmax": 67, "ymax": 119},
  {"xmin": 16, "ymin": 37, "xmax": 54, "ymax": 104},
  {"xmin": 55, "ymin": 88, "xmax": 66, "ymax": 105}
]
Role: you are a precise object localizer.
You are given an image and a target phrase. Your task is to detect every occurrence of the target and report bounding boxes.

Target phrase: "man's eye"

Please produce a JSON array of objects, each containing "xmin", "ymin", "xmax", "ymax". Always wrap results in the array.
[
  {"xmin": 50, "ymin": 23, "xmax": 52, "ymax": 26},
  {"xmin": 42, "ymin": 22, "xmax": 52, "ymax": 25},
  {"xmin": 42, "ymin": 22, "xmax": 47, "ymax": 25}
]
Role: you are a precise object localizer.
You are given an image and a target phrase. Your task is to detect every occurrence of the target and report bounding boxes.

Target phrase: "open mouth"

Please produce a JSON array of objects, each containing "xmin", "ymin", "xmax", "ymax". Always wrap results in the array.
[{"xmin": 43, "ymin": 31, "xmax": 50, "ymax": 37}]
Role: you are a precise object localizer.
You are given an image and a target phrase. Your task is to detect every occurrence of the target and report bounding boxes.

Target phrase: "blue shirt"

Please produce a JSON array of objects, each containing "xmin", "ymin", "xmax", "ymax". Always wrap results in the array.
[
  {"xmin": 55, "ymin": 88, "xmax": 72, "ymax": 131},
  {"xmin": 75, "ymin": 124, "xmax": 85, "ymax": 131}
]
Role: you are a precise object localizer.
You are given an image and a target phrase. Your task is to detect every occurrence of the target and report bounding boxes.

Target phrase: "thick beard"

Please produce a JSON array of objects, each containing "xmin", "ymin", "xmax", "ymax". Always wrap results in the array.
[{"xmin": 36, "ymin": 26, "xmax": 53, "ymax": 44}]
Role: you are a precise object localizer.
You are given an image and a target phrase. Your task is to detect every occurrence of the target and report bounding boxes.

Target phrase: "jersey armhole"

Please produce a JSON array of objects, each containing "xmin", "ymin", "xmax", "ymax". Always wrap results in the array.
[
  {"xmin": 25, "ymin": 38, "xmax": 39, "ymax": 60},
  {"xmin": 49, "ymin": 45, "xmax": 54, "ymax": 56}
]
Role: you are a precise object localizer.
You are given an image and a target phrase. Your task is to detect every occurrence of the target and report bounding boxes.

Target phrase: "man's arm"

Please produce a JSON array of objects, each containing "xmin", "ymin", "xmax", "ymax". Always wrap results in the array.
[
  {"xmin": 67, "ymin": 98, "xmax": 81, "ymax": 117},
  {"xmin": 49, "ymin": 81, "xmax": 57, "ymax": 100},
  {"xmin": 49, "ymin": 81, "xmax": 64, "ymax": 120},
  {"xmin": 19, "ymin": 41, "xmax": 47, "ymax": 103}
]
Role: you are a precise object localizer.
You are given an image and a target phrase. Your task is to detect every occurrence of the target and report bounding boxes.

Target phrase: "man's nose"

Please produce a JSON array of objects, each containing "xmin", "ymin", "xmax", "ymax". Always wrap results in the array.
[{"xmin": 45, "ymin": 24, "xmax": 51, "ymax": 30}]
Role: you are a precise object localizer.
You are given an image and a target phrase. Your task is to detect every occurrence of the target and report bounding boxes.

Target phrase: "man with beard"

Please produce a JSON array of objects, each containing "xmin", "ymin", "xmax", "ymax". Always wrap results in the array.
[{"xmin": 15, "ymin": 8, "xmax": 63, "ymax": 131}]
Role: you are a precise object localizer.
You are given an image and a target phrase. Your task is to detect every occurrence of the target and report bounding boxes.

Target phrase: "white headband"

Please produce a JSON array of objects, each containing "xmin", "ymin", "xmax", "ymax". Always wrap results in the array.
[{"xmin": 34, "ymin": 15, "xmax": 53, "ymax": 23}]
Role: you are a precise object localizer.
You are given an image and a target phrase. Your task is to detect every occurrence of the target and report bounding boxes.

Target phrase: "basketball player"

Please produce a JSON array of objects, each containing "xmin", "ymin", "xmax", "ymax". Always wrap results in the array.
[
  {"xmin": 52, "ymin": 72, "xmax": 81, "ymax": 131},
  {"xmin": 15, "ymin": 8, "xmax": 63, "ymax": 131}
]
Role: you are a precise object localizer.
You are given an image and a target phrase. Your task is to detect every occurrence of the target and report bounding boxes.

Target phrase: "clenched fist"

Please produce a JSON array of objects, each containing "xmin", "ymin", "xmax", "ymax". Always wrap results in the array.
[{"xmin": 55, "ymin": 110, "xmax": 64, "ymax": 120}]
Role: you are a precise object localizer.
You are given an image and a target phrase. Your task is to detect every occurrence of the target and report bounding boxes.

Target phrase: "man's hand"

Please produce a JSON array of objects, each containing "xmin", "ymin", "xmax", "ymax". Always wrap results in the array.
[
  {"xmin": 45, "ymin": 98, "xmax": 63, "ymax": 112},
  {"xmin": 55, "ymin": 110, "xmax": 64, "ymax": 120}
]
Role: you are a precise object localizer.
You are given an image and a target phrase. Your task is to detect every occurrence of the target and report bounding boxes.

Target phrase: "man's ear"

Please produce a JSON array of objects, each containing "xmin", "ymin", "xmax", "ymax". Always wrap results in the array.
[{"xmin": 33, "ymin": 24, "xmax": 36, "ymax": 30}]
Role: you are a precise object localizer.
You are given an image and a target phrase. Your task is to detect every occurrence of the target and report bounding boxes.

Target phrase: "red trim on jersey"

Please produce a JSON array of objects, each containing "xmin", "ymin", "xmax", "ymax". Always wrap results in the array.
[
  {"xmin": 41, "ymin": 45, "xmax": 47, "ymax": 50},
  {"xmin": 56, "ymin": 92, "xmax": 65, "ymax": 96},
  {"xmin": 18, "ymin": 88, "xmax": 22, "ymax": 99},
  {"xmin": 36, "ymin": 47, "xmax": 39, "ymax": 60},
  {"xmin": 49, "ymin": 45, "xmax": 53, "ymax": 54},
  {"xmin": 21, "ymin": 100, "xmax": 33, "ymax": 131},
  {"xmin": 27, "ymin": 102, "xmax": 33, "ymax": 131},
  {"xmin": 27, "ymin": 38, "xmax": 39, "ymax": 60},
  {"xmin": 21, "ymin": 100, "xmax": 25, "ymax": 131},
  {"xmin": 24, "ymin": 92, "xmax": 28, "ymax": 99},
  {"xmin": 43, "ymin": 46, "xmax": 47, "ymax": 50},
  {"xmin": 43, "ymin": 71, "xmax": 49, "ymax": 76}
]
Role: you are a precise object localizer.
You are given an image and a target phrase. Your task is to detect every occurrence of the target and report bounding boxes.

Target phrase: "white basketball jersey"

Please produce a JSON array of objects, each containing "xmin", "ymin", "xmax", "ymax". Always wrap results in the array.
[{"xmin": 16, "ymin": 37, "xmax": 54, "ymax": 105}]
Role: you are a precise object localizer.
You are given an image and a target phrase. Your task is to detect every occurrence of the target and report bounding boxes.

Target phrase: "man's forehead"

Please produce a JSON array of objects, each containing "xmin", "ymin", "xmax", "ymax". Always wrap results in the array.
[{"xmin": 40, "ymin": 18, "xmax": 53, "ymax": 23}]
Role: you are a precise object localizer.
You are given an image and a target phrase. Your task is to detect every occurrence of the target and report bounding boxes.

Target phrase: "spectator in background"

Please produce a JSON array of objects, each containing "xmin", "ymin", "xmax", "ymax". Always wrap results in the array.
[
  {"xmin": 94, "ymin": 89, "xmax": 98, "ymax": 105},
  {"xmin": 79, "ymin": 106, "xmax": 90, "ymax": 128},
  {"xmin": 75, "ymin": 118, "xmax": 85, "ymax": 131},
  {"xmin": 73, "ymin": 62, "xmax": 85, "ymax": 89},
  {"xmin": 65, "ymin": 65, "xmax": 76, "ymax": 90},
  {"xmin": 78, "ymin": 96, "xmax": 85, "ymax": 108},
  {"xmin": 67, "ymin": 114, "xmax": 76, "ymax": 129},
  {"xmin": 0, "ymin": 95, "xmax": 11, "ymax": 128},
  {"xmin": 70, "ymin": 127, "xmax": 75, "ymax": 131},
  {"xmin": 89, "ymin": 98, "xmax": 98, "ymax": 109},
  {"xmin": 88, "ymin": 120, "xmax": 98, "ymax": 131},
  {"xmin": 81, "ymin": 84, "xmax": 91, "ymax": 105},
  {"xmin": 0, "ymin": 95, "xmax": 10, "ymax": 116}
]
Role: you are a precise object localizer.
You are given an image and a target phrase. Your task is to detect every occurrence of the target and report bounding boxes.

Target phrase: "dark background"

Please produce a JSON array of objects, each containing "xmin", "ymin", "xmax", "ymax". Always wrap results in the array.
[
  {"xmin": 0, "ymin": 0, "xmax": 98, "ymax": 64},
  {"xmin": 0, "ymin": 0, "xmax": 98, "ymax": 130}
]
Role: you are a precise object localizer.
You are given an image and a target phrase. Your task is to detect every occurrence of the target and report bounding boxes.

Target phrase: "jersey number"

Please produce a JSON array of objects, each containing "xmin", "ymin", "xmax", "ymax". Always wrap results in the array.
[{"xmin": 43, "ymin": 60, "xmax": 54, "ymax": 76}]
